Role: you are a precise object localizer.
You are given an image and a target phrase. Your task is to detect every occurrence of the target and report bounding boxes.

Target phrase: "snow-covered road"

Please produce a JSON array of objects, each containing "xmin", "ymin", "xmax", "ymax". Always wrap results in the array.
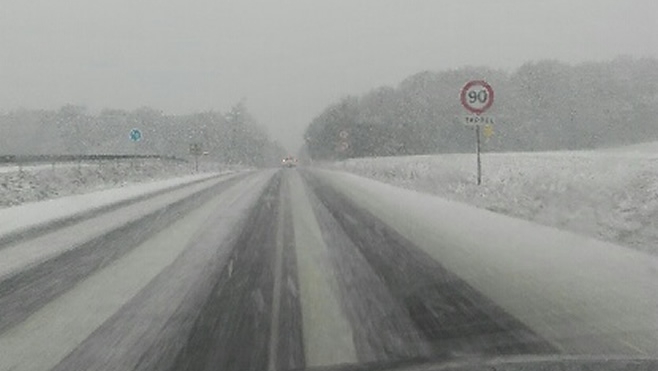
[
  {"xmin": 313, "ymin": 169, "xmax": 658, "ymax": 356},
  {"xmin": 0, "ymin": 171, "xmax": 238, "ymax": 242},
  {"xmin": 0, "ymin": 173, "xmax": 243, "ymax": 281},
  {"xmin": 0, "ymin": 168, "xmax": 655, "ymax": 371}
]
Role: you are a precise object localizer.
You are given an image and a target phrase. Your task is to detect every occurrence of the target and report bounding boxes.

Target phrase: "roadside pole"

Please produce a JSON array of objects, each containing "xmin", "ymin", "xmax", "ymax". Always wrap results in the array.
[
  {"xmin": 475, "ymin": 125, "xmax": 482, "ymax": 185},
  {"xmin": 129, "ymin": 128, "xmax": 142, "ymax": 169},
  {"xmin": 189, "ymin": 143, "xmax": 203, "ymax": 173},
  {"xmin": 460, "ymin": 80, "xmax": 495, "ymax": 185},
  {"xmin": 133, "ymin": 142, "xmax": 137, "ymax": 169},
  {"xmin": 337, "ymin": 130, "xmax": 350, "ymax": 156}
]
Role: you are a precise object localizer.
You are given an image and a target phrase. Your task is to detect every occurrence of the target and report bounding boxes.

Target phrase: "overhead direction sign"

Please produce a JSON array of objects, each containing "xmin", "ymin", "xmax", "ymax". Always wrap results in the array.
[{"xmin": 460, "ymin": 80, "xmax": 494, "ymax": 115}]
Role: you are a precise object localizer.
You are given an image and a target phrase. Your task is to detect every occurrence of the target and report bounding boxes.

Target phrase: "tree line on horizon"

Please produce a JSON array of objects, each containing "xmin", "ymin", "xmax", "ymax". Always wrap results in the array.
[
  {"xmin": 303, "ymin": 56, "xmax": 658, "ymax": 160},
  {"xmin": 0, "ymin": 102, "xmax": 286, "ymax": 167}
]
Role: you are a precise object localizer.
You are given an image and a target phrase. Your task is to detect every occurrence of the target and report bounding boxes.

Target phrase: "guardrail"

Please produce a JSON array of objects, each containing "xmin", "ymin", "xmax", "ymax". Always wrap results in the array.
[{"xmin": 0, "ymin": 154, "xmax": 188, "ymax": 164}]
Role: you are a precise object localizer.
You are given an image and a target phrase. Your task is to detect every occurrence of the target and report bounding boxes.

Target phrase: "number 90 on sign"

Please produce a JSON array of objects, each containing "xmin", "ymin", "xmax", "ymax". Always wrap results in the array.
[
  {"xmin": 468, "ymin": 90, "xmax": 489, "ymax": 105},
  {"xmin": 460, "ymin": 80, "xmax": 494, "ymax": 115}
]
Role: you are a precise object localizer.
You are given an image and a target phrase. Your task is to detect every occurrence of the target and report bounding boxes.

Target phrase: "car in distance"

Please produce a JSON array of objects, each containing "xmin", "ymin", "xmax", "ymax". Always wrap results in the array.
[{"xmin": 281, "ymin": 156, "xmax": 298, "ymax": 168}]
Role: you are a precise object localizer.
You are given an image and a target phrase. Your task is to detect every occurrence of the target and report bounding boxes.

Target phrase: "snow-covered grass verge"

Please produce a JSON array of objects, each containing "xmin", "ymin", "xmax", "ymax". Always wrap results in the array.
[
  {"xmin": 0, "ymin": 159, "xmax": 247, "ymax": 208},
  {"xmin": 329, "ymin": 148, "xmax": 658, "ymax": 255}
]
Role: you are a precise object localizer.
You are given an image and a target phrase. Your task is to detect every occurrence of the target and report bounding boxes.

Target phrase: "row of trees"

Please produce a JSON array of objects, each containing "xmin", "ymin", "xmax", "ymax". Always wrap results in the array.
[
  {"xmin": 0, "ymin": 102, "xmax": 285, "ymax": 167},
  {"xmin": 304, "ymin": 56, "xmax": 658, "ymax": 160}
]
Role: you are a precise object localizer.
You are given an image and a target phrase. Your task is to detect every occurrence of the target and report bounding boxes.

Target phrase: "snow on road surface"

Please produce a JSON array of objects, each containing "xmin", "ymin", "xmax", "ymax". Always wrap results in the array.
[
  {"xmin": 0, "ymin": 171, "xmax": 237, "ymax": 241},
  {"xmin": 0, "ymin": 173, "xmax": 240, "ymax": 281},
  {"xmin": 0, "ymin": 171, "xmax": 273, "ymax": 371},
  {"xmin": 314, "ymin": 169, "xmax": 658, "ymax": 356},
  {"xmin": 330, "ymin": 148, "xmax": 658, "ymax": 255},
  {"xmin": 288, "ymin": 172, "xmax": 357, "ymax": 366},
  {"xmin": 1, "ymin": 168, "xmax": 656, "ymax": 369}
]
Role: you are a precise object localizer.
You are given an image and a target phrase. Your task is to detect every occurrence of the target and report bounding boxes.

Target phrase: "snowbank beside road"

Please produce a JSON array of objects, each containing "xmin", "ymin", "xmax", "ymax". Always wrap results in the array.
[
  {"xmin": 330, "ymin": 150, "xmax": 658, "ymax": 255},
  {"xmin": 0, "ymin": 159, "xmax": 246, "ymax": 208}
]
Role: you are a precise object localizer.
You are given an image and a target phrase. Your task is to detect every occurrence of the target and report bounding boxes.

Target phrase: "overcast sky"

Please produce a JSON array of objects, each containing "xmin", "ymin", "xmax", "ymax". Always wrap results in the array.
[{"xmin": 1, "ymin": 0, "xmax": 657, "ymax": 152}]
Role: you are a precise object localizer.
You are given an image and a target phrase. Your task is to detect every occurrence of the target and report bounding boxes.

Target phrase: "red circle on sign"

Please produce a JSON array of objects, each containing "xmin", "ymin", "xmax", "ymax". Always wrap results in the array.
[{"xmin": 460, "ymin": 80, "xmax": 494, "ymax": 115}]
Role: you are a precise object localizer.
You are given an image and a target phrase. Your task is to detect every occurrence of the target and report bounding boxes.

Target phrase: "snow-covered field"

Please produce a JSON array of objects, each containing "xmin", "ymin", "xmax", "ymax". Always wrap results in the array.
[
  {"xmin": 330, "ymin": 144, "xmax": 658, "ymax": 255},
  {"xmin": 0, "ymin": 159, "xmax": 245, "ymax": 208}
]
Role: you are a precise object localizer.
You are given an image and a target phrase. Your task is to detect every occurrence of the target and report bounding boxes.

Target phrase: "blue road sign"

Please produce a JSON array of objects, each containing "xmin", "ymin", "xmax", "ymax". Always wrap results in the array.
[{"xmin": 129, "ymin": 128, "xmax": 142, "ymax": 142}]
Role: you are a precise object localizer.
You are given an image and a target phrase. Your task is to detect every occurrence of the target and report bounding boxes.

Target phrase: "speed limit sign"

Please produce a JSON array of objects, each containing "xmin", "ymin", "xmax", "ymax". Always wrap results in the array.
[
  {"xmin": 460, "ymin": 80, "xmax": 494, "ymax": 115},
  {"xmin": 460, "ymin": 80, "xmax": 494, "ymax": 186}
]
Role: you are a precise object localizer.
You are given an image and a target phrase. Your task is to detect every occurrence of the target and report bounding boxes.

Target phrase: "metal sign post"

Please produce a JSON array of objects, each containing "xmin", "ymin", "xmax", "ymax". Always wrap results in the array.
[
  {"xmin": 189, "ymin": 143, "xmax": 203, "ymax": 172},
  {"xmin": 129, "ymin": 128, "xmax": 142, "ymax": 169},
  {"xmin": 337, "ymin": 130, "xmax": 349, "ymax": 156},
  {"xmin": 460, "ymin": 80, "xmax": 494, "ymax": 185},
  {"xmin": 475, "ymin": 125, "xmax": 482, "ymax": 185}
]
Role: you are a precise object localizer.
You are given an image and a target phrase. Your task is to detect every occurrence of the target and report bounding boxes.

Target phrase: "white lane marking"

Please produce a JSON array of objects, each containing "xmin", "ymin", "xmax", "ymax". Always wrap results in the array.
[
  {"xmin": 228, "ymin": 259, "xmax": 234, "ymax": 278},
  {"xmin": 0, "ymin": 172, "xmax": 271, "ymax": 371},
  {"xmin": 288, "ymin": 172, "xmax": 357, "ymax": 367},
  {"xmin": 268, "ymin": 173, "xmax": 288, "ymax": 371}
]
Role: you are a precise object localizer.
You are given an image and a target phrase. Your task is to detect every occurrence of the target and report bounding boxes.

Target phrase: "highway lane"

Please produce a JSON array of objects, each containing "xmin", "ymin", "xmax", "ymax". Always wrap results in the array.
[{"xmin": 0, "ymin": 168, "xmax": 654, "ymax": 371}]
